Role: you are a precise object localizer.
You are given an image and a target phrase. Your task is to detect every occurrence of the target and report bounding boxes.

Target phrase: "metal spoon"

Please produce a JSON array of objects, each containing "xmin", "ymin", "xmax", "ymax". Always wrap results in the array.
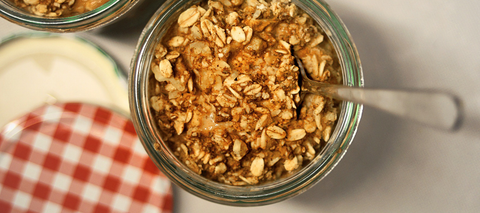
[{"xmin": 294, "ymin": 55, "xmax": 463, "ymax": 131}]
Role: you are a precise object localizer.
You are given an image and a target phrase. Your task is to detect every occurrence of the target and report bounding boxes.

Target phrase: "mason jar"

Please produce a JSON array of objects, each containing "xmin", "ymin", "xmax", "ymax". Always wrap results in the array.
[
  {"xmin": 129, "ymin": 0, "xmax": 363, "ymax": 206},
  {"xmin": 0, "ymin": 0, "xmax": 139, "ymax": 32}
]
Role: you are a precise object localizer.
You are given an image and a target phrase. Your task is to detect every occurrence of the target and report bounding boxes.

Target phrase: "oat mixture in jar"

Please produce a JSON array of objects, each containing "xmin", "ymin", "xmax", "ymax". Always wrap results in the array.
[
  {"xmin": 13, "ymin": 0, "xmax": 109, "ymax": 17},
  {"xmin": 149, "ymin": 0, "xmax": 342, "ymax": 185}
]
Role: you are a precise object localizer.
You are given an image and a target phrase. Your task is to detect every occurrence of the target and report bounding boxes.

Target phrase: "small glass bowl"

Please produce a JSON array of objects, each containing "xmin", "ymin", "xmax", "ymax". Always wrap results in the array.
[
  {"xmin": 129, "ymin": 0, "xmax": 363, "ymax": 206},
  {"xmin": 0, "ymin": 0, "xmax": 140, "ymax": 32}
]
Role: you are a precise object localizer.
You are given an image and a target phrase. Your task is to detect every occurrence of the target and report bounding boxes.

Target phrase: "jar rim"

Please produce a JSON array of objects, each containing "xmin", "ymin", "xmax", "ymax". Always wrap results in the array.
[
  {"xmin": 129, "ymin": 0, "xmax": 363, "ymax": 206},
  {"xmin": 0, "ymin": 0, "xmax": 139, "ymax": 32}
]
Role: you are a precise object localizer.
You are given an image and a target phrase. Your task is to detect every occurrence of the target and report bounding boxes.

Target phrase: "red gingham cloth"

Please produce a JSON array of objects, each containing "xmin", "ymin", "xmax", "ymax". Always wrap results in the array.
[{"xmin": 0, "ymin": 103, "xmax": 173, "ymax": 213}]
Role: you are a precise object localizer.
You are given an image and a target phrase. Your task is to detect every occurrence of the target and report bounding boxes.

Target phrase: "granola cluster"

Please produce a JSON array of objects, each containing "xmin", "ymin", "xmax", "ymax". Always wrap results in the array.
[
  {"xmin": 150, "ymin": 0, "xmax": 341, "ymax": 185},
  {"xmin": 14, "ymin": 0, "xmax": 108, "ymax": 17}
]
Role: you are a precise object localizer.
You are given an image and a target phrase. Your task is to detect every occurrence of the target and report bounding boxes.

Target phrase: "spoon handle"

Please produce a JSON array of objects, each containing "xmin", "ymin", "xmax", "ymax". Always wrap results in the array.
[{"xmin": 303, "ymin": 81, "xmax": 463, "ymax": 131}]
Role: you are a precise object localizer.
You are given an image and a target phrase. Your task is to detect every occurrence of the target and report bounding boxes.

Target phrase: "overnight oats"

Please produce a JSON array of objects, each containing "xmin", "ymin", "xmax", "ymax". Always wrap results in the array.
[
  {"xmin": 149, "ymin": 0, "xmax": 342, "ymax": 186},
  {"xmin": 13, "ymin": 0, "xmax": 109, "ymax": 17}
]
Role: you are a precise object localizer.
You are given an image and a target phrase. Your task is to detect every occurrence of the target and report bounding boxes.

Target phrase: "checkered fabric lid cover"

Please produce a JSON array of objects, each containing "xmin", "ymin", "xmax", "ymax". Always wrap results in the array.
[{"xmin": 0, "ymin": 103, "xmax": 173, "ymax": 213}]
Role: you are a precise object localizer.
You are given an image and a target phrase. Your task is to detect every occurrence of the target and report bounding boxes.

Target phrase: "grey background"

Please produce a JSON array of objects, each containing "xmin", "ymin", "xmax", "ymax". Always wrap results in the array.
[{"xmin": 1, "ymin": 0, "xmax": 479, "ymax": 212}]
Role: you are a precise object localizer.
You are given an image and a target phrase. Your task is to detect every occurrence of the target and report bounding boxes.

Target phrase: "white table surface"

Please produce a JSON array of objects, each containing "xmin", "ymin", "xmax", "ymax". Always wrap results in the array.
[{"xmin": 1, "ymin": 0, "xmax": 480, "ymax": 212}]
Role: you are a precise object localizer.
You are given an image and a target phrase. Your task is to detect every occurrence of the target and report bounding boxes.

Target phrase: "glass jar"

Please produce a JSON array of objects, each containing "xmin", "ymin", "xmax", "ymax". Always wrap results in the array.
[
  {"xmin": 0, "ymin": 0, "xmax": 139, "ymax": 32},
  {"xmin": 129, "ymin": 0, "xmax": 363, "ymax": 206}
]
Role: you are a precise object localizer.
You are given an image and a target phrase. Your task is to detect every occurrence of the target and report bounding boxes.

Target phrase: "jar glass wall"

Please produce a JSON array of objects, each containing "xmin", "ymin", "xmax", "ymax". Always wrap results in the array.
[{"xmin": 129, "ymin": 0, "xmax": 363, "ymax": 206}]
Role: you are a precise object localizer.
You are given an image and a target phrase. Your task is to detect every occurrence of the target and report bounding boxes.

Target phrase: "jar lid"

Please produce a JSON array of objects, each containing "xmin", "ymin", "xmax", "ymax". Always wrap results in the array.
[
  {"xmin": 0, "ymin": 33, "xmax": 129, "ymax": 128},
  {"xmin": 0, "ymin": 102, "xmax": 173, "ymax": 212}
]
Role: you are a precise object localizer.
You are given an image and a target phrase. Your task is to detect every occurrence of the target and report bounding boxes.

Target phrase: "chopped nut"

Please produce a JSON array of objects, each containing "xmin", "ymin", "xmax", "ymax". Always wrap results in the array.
[
  {"xmin": 215, "ymin": 163, "xmax": 227, "ymax": 174},
  {"xmin": 279, "ymin": 40, "xmax": 291, "ymax": 53},
  {"xmin": 325, "ymin": 111, "xmax": 338, "ymax": 122},
  {"xmin": 180, "ymin": 143, "xmax": 189, "ymax": 155},
  {"xmin": 310, "ymin": 34, "xmax": 324, "ymax": 47},
  {"xmin": 165, "ymin": 83, "xmax": 176, "ymax": 92},
  {"xmin": 273, "ymin": 88, "xmax": 286, "ymax": 101},
  {"xmin": 165, "ymin": 51, "xmax": 181, "ymax": 60},
  {"xmin": 305, "ymin": 142, "xmax": 315, "ymax": 156},
  {"xmin": 191, "ymin": 25, "xmax": 203, "ymax": 40},
  {"xmin": 236, "ymin": 74, "xmax": 252, "ymax": 85},
  {"xmin": 266, "ymin": 126, "xmax": 286, "ymax": 139},
  {"xmin": 231, "ymin": 26, "xmax": 246, "ymax": 43},
  {"xmin": 158, "ymin": 59, "xmax": 173, "ymax": 78},
  {"xmin": 174, "ymin": 120, "xmax": 185, "ymax": 135},
  {"xmin": 150, "ymin": 96, "xmax": 163, "ymax": 112},
  {"xmin": 284, "ymin": 156, "xmax": 299, "ymax": 171},
  {"xmin": 226, "ymin": 12, "xmax": 240, "ymax": 26},
  {"xmin": 289, "ymin": 35, "xmax": 300, "ymax": 45},
  {"xmin": 287, "ymin": 4, "xmax": 297, "ymax": 17},
  {"xmin": 268, "ymin": 155, "xmax": 280, "ymax": 166},
  {"xmin": 186, "ymin": 110, "xmax": 193, "ymax": 123},
  {"xmin": 215, "ymin": 25, "xmax": 227, "ymax": 44},
  {"xmin": 232, "ymin": 139, "xmax": 248, "ymax": 160},
  {"xmin": 201, "ymin": 19, "xmax": 216, "ymax": 40},
  {"xmin": 279, "ymin": 110, "xmax": 293, "ymax": 120},
  {"xmin": 178, "ymin": 7, "xmax": 201, "ymax": 28},
  {"xmin": 188, "ymin": 78, "xmax": 194, "ymax": 92},
  {"xmin": 314, "ymin": 114, "xmax": 323, "ymax": 131},
  {"xmin": 250, "ymin": 157, "xmax": 264, "ymax": 176},
  {"xmin": 155, "ymin": 44, "xmax": 168, "ymax": 59},
  {"xmin": 168, "ymin": 36, "xmax": 186, "ymax": 47},
  {"xmin": 255, "ymin": 114, "xmax": 269, "ymax": 130},
  {"xmin": 323, "ymin": 126, "xmax": 332, "ymax": 142},
  {"xmin": 304, "ymin": 119, "xmax": 317, "ymax": 133},
  {"xmin": 203, "ymin": 153, "xmax": 211, "ymax": 165},
  {"xmin": 287, "ymin": 129, "xmax": 306, "ymax": 141},
  {"xmin": 260, "ymin": 129, "xmax": 268, "ymax": 149},
  {"xmin": 201, "ymin": 7, "xmax": 212, "ymax": 20},
  {"xmin": 216, "ymin": 93, "xmax": 237, "ymax": 107},
  {"xmin": 209, "ymin": 0, "xmax": 224, "ymax": 13},
  {"xmin": 243, "ymin": 26, "xmax": 253, "ymax": 44},
  {"xmin": 231, "ymin": 0, "xmax": 244, "ymax": 6},
  {"xmin": 209, "ymin": 155, "xmax": 224, "ymax": 165},
  {"xmin": 227, "ymin": 86, "xmax": 242, "ymax": 99},
  {"xmin": 243, "ymin": 84, "xmax": 262, "ymax": 96}
]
